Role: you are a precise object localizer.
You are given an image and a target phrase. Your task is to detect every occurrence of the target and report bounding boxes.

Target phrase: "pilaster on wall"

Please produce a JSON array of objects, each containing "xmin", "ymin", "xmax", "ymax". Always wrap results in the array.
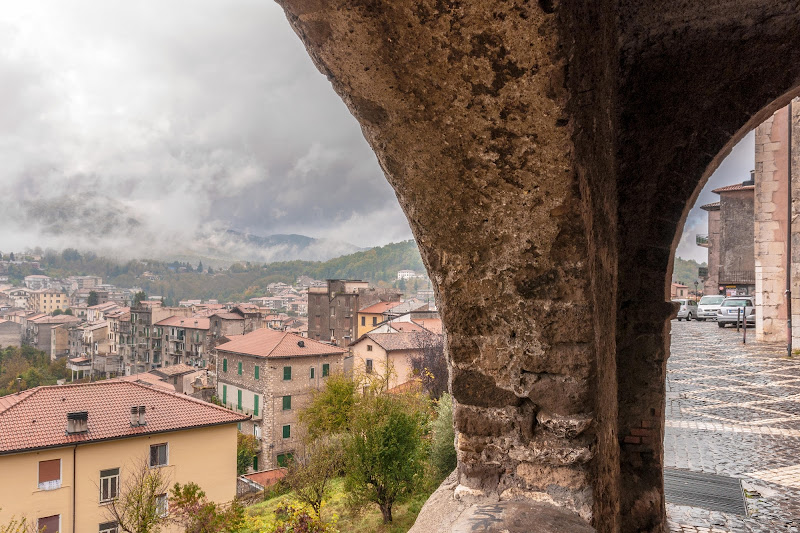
[{"xmin": 754, "ymin": 109, "xmax": 789, "ymax": 342}]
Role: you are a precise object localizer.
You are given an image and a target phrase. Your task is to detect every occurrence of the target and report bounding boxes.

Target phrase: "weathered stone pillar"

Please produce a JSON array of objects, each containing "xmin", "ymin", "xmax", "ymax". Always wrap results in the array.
[
  {"xmin": 755, "ymin": 108, "xmax": 790, "ymax": 341},
  {"xmin": 275, "ymin": 1, "xmax": 800, "ymax": 531}
]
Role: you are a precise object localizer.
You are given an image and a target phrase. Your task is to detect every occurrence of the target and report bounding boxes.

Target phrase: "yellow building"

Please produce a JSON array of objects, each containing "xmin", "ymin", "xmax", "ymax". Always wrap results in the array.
[
  {"xmin": 355, "ymin": 301, "xmax": 401, "ymax": 339},
  {"xmin": 30, "ymin": 289, "xmax": 69, "ymax": 314},
  {"xmin": 0, "ymin": 381, "xmax": 248, "ymax": 533}
]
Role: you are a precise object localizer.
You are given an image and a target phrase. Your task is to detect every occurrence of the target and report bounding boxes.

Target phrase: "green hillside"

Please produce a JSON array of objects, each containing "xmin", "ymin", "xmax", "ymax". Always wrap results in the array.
[{"xmin": 672, "ymin": 257, "xmax": 707, "ymax": 287}]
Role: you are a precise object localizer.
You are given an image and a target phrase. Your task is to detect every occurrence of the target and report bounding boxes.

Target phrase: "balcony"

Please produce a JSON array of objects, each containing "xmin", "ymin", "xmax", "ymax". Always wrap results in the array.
[
  {"xmin": 719, "ymin": 268, "xmax": 755, "ymax": 285},
  {"xmin": 696, "ymin": 234, "xmax": 710, "ymax": 248}
]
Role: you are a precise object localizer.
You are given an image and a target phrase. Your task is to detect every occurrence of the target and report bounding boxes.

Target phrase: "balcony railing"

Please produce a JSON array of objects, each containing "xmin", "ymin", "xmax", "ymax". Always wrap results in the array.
[
  {"xmin": 719, "ymin": 268, "xmax": 755, "ymax": 285},
  {"xmin": 696, "ymin": 234, "xmax": 710, "ymax": 248}
]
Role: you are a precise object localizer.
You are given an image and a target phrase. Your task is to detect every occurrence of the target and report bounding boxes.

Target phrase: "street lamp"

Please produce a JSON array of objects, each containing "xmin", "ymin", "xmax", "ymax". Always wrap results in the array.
[{"xmin": 694, "ymin": 281, "xmax": 699, "ymax": 303}]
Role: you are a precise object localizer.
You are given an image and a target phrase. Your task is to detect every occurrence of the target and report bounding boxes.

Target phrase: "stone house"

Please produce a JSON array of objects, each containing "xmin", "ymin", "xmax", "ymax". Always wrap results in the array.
[
  {"xmin": 215, "ymin": 329, "xmax": 346, "ymax": 470},
  {"xmin": 0, "ymin": 319, "xmax": 22, "ymax": 348},
  {"xmin": 155, "ymin": 316, "xmax": 211, "ymax": 367},
  {"xmin": 209, "ymin": 312, "xmax": 246, "ymax": 339},
  {"xmin": 349, "ymin": 331, "xmax": 432, "ymax": 390},
  {"xmin": 670, "ymin": 283, "xmax": 688, "ymax": 299}
]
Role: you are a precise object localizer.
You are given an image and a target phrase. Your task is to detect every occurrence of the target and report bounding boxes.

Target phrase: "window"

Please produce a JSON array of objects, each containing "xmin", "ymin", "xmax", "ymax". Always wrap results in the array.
[
  {"xmin": 37, "ymin": 515, "xmax": 59, "ymax": 533},
  {"xmin": 282, "ymin": 425, "xmax": 291, "ymax": 439},
  {"xmin": 361, "ymin": 316, "xmax": 365, "ymax": 326},
  {"xmin": 282, "ymin": 395, "xmax": 291, "ymax": 410},
  {"xmin": 149, "ymin": 443, "xmax": 168, "ymax": 467},
  {"xmin": 99, "ymin": 468, "xmax": 120, "ymax": 503},
  {"xmin": 38, "ymin": 459, "xmax": 61, "ymax": 490},
  {"xmin": 367, "ymin": 344, "xmax": 373, "ymax": 352},
  {"xmin": 222, "ymin": 384, "xmax": 227, "ymax": 404},
  {"xmin": 283, "ymin": 366, "xmax": 291, "ymax": 380},
  {"xmin": 254, "ymin": 395, "xmax": 260, "ymax": 416},
  {"xmin": 310, "ymin": 367, "xmax": 315, "ymax": 379},
  {"xmin": 254, "ymin": 425, "xmax": 262, "ymax": 439},
  {"xmin": 277, "ymin": 452, "xmax": 294, "ymax": 467},
  {"xmin": 255, "ymin": 365, "xmax": 260, "ymax": 380},
  {"xmin": 253, "ymin": 455, "xmax": 259, "ymax": 471},
  {"xmin": 372, "ymin": 316, "xmax": 377, "ymax": 326},
  {"xmin": 237, "ymin": 389, "xmax": 242, "ymax": 411},
  {"xmin": 99, "ymin": 521, "xmax": 118, "ymax": 533},
  {"xmin": 222, "ymin": 358, "xmax": 227, "ymax": 372},
  {"xmin": 322, "ymin": 363, "xmax": 329, "ymax": 377},
  {"xmin": 366, "ymin": 359, "xmax": 373, "ymax": 374},
  {"xmin": 155, "ymin": 493, "xmax": 168, "ymax": 517},
  {"xmin": 237, "ymin": 361, "xmax": 242, "ymax": 375}
]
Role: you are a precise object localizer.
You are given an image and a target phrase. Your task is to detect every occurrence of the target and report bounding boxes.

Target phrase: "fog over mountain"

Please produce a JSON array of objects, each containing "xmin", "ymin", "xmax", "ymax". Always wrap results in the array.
[{"xmin": 0, "ymin": 1, "xmax": 412, "ymax": 261}]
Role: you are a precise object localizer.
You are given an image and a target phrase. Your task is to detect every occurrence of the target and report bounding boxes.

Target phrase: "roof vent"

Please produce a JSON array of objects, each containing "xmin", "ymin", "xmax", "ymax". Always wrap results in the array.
[
  {"xmin": 297, "ymin": 340, "xmax": 305, "ymax": 348},
  {"xmin": 67, "ymin": 411, "xmax": 88, "ymax": 434},
  {"xmin": 130, "ymin": 405, "xmax": 146, "ymax": 427}
]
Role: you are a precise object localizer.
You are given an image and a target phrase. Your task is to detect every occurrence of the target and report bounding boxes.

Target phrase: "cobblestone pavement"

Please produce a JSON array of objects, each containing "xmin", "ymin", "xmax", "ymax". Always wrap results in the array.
[{"xmin": 666, "ymin": 320, "xmax": 800, "ymax": 532}]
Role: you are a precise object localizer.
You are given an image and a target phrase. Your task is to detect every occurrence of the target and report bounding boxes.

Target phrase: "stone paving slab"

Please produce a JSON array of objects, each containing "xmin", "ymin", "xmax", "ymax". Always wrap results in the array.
[{"xmin": 667, "ymin": 320, "xmax": 800, "ymax": 532}]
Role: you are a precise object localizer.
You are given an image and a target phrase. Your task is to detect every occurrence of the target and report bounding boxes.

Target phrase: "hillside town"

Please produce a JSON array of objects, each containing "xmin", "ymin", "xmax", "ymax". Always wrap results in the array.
[{"xmin": 0, "ymin": 267, "xmax": 444, "ymax": 531}]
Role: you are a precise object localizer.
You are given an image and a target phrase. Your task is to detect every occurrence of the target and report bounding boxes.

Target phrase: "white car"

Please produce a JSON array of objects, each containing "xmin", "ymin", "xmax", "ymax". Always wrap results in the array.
[
  {"xmin": 696, "ymin": 295, "xmax": 725, "ymax": 321},
  {"xmin": 717, "ymin": 297, "xmax": 755, "ymax": 327},
  {"xmin": 673, "ymin": 299, "xmax": 698, "ymax": 321}
]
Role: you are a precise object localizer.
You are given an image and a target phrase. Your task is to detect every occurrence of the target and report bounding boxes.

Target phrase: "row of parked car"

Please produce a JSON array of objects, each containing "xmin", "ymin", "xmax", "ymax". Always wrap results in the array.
[{"xmin": 673, "ymin": 295, "xmax": 755, "ymax": 327}]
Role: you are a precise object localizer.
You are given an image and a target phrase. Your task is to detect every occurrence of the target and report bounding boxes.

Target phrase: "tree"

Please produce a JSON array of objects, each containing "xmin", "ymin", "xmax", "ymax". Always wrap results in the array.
[
  {"xmin": 104, "ymin": 458, "xmax": 172, "ymax": 533},
  {"xmin": 409, "ymin": 331, "xmax": 448, "ymax": 399},
  {"xmin": 169, "ymin": 482, "xmax": 245, "ymax": 533},
  {"xmin": 64, "ymin": 308, "xmax": 73, "ymax": 316},
  {"xmin": 344, "ymin": 392, "xmax": 428, "ymax": 523},
  {"xmin": 8, "ymin": 253, "xmax": 14, "ymax": 262},
  {"xmin": 197, "ymin": 261, "xmax": 203, "ymax": 273},
  {"xmin": 52, "ymin": 309, "xmax": 63, "ymax": 316},
  {"xmin": 88, "ymin": 291, "xmax": 99, "ymax": 307},
  {"xmin": 133, "ymin": 291, "xmax": 147, "ymax": 307},
  {"xmin": 284, "ymin": 435, "xmax": 346, "ymax": 518},
  {"xmin": 0, "ymin": 511, "xmax": 36, "ymax": 533},
  {"xmin": 236, "ymin": 433, "xmax": 259, "ymax": 475},
  {"xmin": 298, "ymin": 373, "xmax": 358, "ymax": 441},
  {"xmin": 429, "ymin": 393, "xmax": 457, "ymax": 480}
]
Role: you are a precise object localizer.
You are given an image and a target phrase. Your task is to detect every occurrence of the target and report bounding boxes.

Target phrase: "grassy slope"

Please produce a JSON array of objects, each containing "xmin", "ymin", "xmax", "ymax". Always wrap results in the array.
[{"xmin": 244, "ymin": 478, "xmax": 430, "ymax": 533}]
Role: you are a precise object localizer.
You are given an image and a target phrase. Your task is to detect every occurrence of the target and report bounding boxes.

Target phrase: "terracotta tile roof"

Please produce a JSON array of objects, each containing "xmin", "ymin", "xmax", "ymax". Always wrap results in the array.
[
  {"xmin": 360, "ymin": 332, "xmax": 426, "ymax": 352},
  {"xmin": 413, "ymin": 318, "xmax": 443, "ymax": 334},
  {"xmin": 243, "ymin": 468, "xmax": 287, "ymax": 488},
  {"xmin": 0, "ymin": 381, "xmax": 247, "ymax": 454},
  {"xmin": 210, "ymin": 312, "xmax": 244, "ymax": 321},
  {"xmin": 30, "ymin": 315, "xmax": 81, "ymax": 325},
  {"xmin": 155, "ymin": 316, "xmax": 210, "ymax": 329},
  {"xmin": 387, "ymin": 321, "xmax": 427, "ymax": 333},
  {"xmin": 115, "ymin": 373, "xmax": 175, "ymax": 391},
  {"xmin": 68, "ymin": 357, "xmax": 91, "ymax": 364},
  {"xmin": 386, "ymin": 379, "xmax": 423, "ymax": 395},
  {"xmin": 150, "ymin": 364, "xmax": 200, "ymax": 378},
  {"xmin": 359, "ymin": 301, "xmax": 402, "ymax": 314},
  {"xmin": 699, "ymin": 201, "xmax": 720, "ymax": 211},
  {"xmin": 712, "ymin": 183, "xmax": 755, "ymax": 194},
  {"xmin": 216, "ymin": 328, "xmax": 345, "ymax": 359}
]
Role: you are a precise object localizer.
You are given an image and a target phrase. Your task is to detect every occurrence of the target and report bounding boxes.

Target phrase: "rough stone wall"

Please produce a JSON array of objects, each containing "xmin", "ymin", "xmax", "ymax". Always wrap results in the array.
[
  {"xmin": 719, "ymin": 190, "xmax": 755, "ymax": 282},
  {"xmin": 275, "ymin": 1, "xmax": 800, "ymax": 531},
  {"xmin": 755, "ymin": 109, "xmax": 789, "ymax": 341},
  {"xmin": 792, "ymin": 102, "xmax": 800, "ymax": 350}
]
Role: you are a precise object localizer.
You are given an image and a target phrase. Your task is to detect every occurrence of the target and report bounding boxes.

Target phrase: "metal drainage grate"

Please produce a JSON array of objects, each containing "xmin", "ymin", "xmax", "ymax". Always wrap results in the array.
[{"xmin": 664, "ymin": 468, "xmax": 747, "ymax": 516}]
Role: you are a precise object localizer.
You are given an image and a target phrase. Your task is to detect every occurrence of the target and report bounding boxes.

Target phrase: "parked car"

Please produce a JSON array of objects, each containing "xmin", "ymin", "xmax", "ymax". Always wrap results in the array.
[
  {"xmin": 673, "ymin": 299, "xmax": 698, "ymax": 321},
  {"xmin": 716, "ymin": 296, "xmax": 755, "ymax": 327},
  {"xmin": 696, "ymin": 295, "xmax": 726, "ymax": 321}
]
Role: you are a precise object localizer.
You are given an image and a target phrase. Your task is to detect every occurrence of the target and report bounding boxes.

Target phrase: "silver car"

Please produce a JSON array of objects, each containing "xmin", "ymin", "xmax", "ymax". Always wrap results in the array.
[
  {"xmin": 673, "ymin": 299, "xmax": 698, "ymax": 321},
  {"xmin": 716, "ymin": 297, "xmax": 755, "ymax": 327},
  {"xmin": 697, "ymin": 295, "xmax": 725, "ymax": 321}
]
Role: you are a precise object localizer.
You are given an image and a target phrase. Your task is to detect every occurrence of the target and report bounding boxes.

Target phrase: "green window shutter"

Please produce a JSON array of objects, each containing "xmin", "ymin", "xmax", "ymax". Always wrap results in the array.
[
  {"xmin": 310, "ymin": 367, "xmax": 315, "ymax": 379},
  {"xmin": 277, "ymin": 454, "xmax": 287, "ymax": 467},
  {"xmin": 282, "ymin": 395, "xmax": 291, "ymax": 410},
  {"xmin": 282, "ymin": 425, "xmax": 291, "ymax": 439},
  {"xmin": 283, "ymin": 366, "xmax": 291, "ymax": 380},
  {"xmin": 222, "ymin": 385, "xmax": 227, "ymax": 404},
  {"xmin": 237, "ymin": 389, "xmax": 242, "ymax": 411},
  {"xmin": 253, "ymin": 455, "xmax": 258, "ymax": 471},
  {"xmin": 223, "ymin": 359, "xmax": 227, "ymax": 372},
  {"xmin": 254, "ymin": 395, "xmax": 259, "ymax": 416},
  {"xmin": 255, "ymin": 365, "xmax": 260, "ymax": 380},
  {"xmin": 238, "ymin": 362, "xmax": 242, "ymax": 375},
  {"xmin": 322, "ymin": 363, "xmax": 329, "ymax": 377}
]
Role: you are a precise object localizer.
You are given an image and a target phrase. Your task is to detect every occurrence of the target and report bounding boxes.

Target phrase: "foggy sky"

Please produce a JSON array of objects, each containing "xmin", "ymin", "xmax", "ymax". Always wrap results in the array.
[
  {"xmin": 0, "ymin": 1, "xmax": 752, "ymax": 263},
  {"xmin": 0, "ymin": 1, "xmax": 412, "ymax": 259}
]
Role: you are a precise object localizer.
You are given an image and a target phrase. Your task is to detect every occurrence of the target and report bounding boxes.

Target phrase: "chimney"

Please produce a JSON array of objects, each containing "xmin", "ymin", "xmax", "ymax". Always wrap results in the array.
[
  {"xmin": 130, "ymin": 405, "xmax": 147, "ymax": 426},
  {"xmin": 67, "ymin": 411, "xmax": 88, "ymax": 434},
  {"xmin": 743, "ymin": 170, "xmax": 755, "ymax": 186}
]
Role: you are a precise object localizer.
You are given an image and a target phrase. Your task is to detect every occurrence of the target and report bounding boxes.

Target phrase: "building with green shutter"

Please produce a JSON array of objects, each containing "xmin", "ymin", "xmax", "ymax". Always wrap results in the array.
[{"xmin": 215, "ymin": 328, "xmax": 346, "ymax": 471}]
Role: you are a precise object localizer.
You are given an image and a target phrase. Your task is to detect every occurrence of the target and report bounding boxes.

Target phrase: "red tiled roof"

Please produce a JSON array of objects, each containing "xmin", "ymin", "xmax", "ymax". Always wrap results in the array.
[
  {"xmin": 216, "ymin": 328, "xmax": 345, "ymax": 359},
  {"xmin": 115, "ymin": 373, "xmax": 175, "ymax": 391},
  {"xmin": 243, "ymin": 468, "xmax": 287, "ymax": 488},
  {"xmin": 151, "ymin": 364, "xmax": 200, "ymax": 378},
  {"xmin": 699, "ymin": 201, "xmax": 720, "ymax": 211},
  {"xmin": 357, "ymin": 332, "xmax": 428, "ymax": 352},
  {"xmin": 712, "ymin": 183, "xmax": 755, "ymax": 194},
  {"xmin": 387, "ymin": 321, "xmax": 427, "ymax": 333},
  {"xmin": 210, "ymin": 312, "xmax": 244, "ymax": 320},
  {"xmin": 155, "ymin": 316, "xmax": 210, "ymax": 329},
  {"xmin": 359, "ymin": 301, "xmax": 402, "ymax": 314},
  {"xmin": 30, "ymin": 315, "xmax": 81, "ymax": 325},
  {"xmin": 413, "ymin": 318, "xmax": 443, "ymax": 334},
  {"xmin": 0, "ymin": 381, "xmax": 247, "ymax": 454}
]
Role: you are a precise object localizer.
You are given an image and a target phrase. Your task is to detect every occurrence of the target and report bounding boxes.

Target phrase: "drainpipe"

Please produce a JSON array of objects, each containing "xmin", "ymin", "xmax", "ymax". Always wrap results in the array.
[
  {"xmin": 788, "ymin": 100, "xmax": 793, "ymax": 358},
  {"xmin": 72, "ymin": 444, "xmax": 77, "ymax": 533}
]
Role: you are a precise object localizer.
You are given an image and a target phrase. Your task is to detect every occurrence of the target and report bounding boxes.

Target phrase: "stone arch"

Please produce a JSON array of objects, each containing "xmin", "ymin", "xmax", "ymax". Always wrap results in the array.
[{"xmin": 274, "ymin": 1, "xmax": 800, "ymax": 531}]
